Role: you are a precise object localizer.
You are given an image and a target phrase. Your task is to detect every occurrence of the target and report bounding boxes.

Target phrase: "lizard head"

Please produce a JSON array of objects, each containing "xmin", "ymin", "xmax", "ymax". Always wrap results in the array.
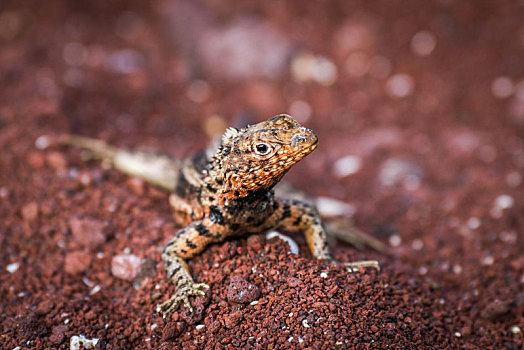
[{"xmin": 208, "ymin": 114, "xmax": 318, "ymax": 199}]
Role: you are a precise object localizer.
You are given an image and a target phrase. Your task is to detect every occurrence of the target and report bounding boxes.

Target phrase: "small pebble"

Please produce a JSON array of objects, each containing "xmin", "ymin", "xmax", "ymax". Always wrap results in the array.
[
  {"xmin": 481, "ymin": 256, "xmax": 494, "ymax": 266},
  {"xmin": 454, "ymin": 331, "xmax": 461, "ymax": 338},
  {"xmin": 467, "ymin": 217, "xmax": 480, "ymax": 230},
  {"xmin": 481, "ymin": 300, "xmax": 511, "ymax": 321},
  {"xmin": 64, "ymin": 250, "xmax": 92, "ymax": 274},
  {"xmin": 291, "ymin": 53, "xmax": 338, "ymax": 86},
  {"xmin": 494, "ymin": 194, "xmax": 514, "ymax": 210},
  {"xmin": 89, "ymin": 285, "xmax": 101, "ymax": 295},
  {"xmin": 195, "ymin": 324, "xmax": 205, "ymax": 331},
  {"xmin": 320, "ymin": 272, "xmax": 328, "ymax": 278},
  {"xmin": 491, "ymin": 77, "xmax": 514, "ymax": 99},
  {"xmin": 385, "ymin": 74, "xmax": 415, "ymax": 98},
  {"xmin": 410, "ymin": 31, "xmax": 437, "ymax": 56},
  {"xmin": 511, "ymin": 325, "xmax": 522, "ymax": 334},
  {"xmin": 378, "ymin": 158, "xmax": 422, "ymax": 189},
  {"xmin": 111, "ymin": 254, "xmax": 142, "ymax": 281},
  {"xmin": 411, "ymin": 239, "xmax": 424, "ymax": 251},
  {"xmin": 46, "ymin": 151, "xmax": 67, "ymax": 170},
  {"xmin": 35, "ymin": 135, "xmax": 51, "ymax": 150},
  {"xmin": 21, "ymin": 202, "xmax": 39, "ymax": 221},
  {"xmin": 315, "ymin": 197, "xmax": 355, "ymax": 217},
  {"xmin": 389, "ymin": 234, "xmax": 402, "ymax": 247},
  {"xmin": 333, "ymin": 155, "xmax": 362, "ymax": 177},
  {"xmin": 6, "ymin": 262, "xmax": 19, "ymax": 273},
  {"xmin": 70, "ymin": 217, "xmax": 106, "ymax": 249},
  {"xmin": 70, "ymin": 335, "xmax": 99, "ymax": 350}
]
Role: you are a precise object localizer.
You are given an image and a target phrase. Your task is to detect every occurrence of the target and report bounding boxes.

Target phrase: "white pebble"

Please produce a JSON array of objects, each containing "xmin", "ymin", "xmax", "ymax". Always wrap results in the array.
[
  {"xmin": 411, "ymin": 239, "xmax": 424, "ymax": 251},
  {"xmin": 195, "ymin": 324, "xmax": 204, "ymax": 331},
  {"xmin": 312, "ymin": 57, "xmax": 338, "ymax": 86},
  {"xmin": 6, "ymin": 262, "xmax": 19, "ymax": 273},
  {"xmin": 452, "ymin": 264, "xmax": 462, "ymax": 274},
  {"xmin": 288, "ymin": 100, "xmax": 312, "ymax": 123},
  {"xmin": 454, "ymin": 331, "xmax": 461, "ymax": 338},
  {"xmin": 35, "ymin": 135, "xmax": 51, "ymax": 150},
  {"xmin": 410, "ymin": 31, "xmax": 437, "ymax": 56},
  {"xmin": 386, "ymin": 74, "xmax": 414, "ymax": 98},
  {"xmin": 250, "ymin": 300, "xmax": 259, "ymax": 306},
  {"xmin": 111, "ymin": 253, "xmax": 141, "ymax": 281},
  {"xmin": 511, "ymin": 325, "xmax": 522, "ymax": 334},
  {"xmin": 491, "ymin": 77, "xmax": 514, "ymax": 98},
  {"xmin": 494, "ymin": 194, "xmax": 514, "ymax": 210},
  {"xmin": 467, "ymin": 217, "xmax": 480, "ymax": 230},
  {"xmin": 389, "ymin": 234, "xmax": 402, "ymax": 247},
  {"xmin": 320, "ymin": 272, "xmax": 328, "ymax": 278},
  {"xmin": 302, "ymin": 319, "xmax": 311, "ymax": 328},
  {"xmin": 89, "ymin": 285, "xmax": 101, "ymax": 295},
  {"xmin": 150, "ymin": 323, "xmax": 158, "ymax": 331},
  {"xmin": 481, "ymin": 256, "xmax": 494, "ymax": 266},
  {"xmin": 315, "ymin": 197, "xmax": 356, "ymax": 217},
  {"xmin": 265, "ymin": 231, "xmax": 299, "ymax": 255},
  {"xmin": 70, "ymin": 335, "xmax": 99, "ymax": 350},
  {"xmin": 291, "ymin": 53, "xmax": 338, "ymax": 86},
  {"xmin": 333, "ymin": 155, "xmax": 362, "ymax": 177},
  {"xmin": 378, "ymin": 158, "xmax": 423, "ymax": 188}
]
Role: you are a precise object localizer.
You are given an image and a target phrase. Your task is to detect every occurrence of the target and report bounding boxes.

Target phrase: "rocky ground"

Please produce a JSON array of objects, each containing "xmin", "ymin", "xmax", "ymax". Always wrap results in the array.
[{"xmin": 1, "ymin": 0, "xmax": 523, "ymax": 348}]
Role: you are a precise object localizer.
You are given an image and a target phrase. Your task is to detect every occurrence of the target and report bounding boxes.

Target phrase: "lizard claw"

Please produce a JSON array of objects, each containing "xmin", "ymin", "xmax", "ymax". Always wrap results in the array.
[
  {"xmin": 344, "ymin": 260, "xmax": 381, "ymax": 273},
  {"xmin": 156, "ymin": 283, "xmax": 209, "ymax": 317}
]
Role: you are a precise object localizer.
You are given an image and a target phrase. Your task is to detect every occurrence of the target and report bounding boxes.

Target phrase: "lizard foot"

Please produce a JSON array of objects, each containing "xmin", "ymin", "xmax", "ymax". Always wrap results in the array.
[
  {"xmin": 344, "ymin": 260, "xmax": 381, "ymax": 273},
  {"xmin": 156, "ymin": 282, "xmax": 209, "ymax": 317}
]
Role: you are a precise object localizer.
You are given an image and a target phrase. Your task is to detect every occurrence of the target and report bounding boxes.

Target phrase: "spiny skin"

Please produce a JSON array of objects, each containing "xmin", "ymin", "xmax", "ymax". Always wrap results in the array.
[{"xmin": 59, "ymin": 114, "xmax": 379, "ymax": 317}]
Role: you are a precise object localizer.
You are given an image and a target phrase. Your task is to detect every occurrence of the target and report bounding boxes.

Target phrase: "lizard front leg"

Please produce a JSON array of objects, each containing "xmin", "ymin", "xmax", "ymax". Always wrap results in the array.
[
  {"xmin": 157, "ymin": 219, "xmax": 221, "ymax": 317},
  {"xmin": 276, "ymin": 199, "xmax": 380, "ymax": 271}
]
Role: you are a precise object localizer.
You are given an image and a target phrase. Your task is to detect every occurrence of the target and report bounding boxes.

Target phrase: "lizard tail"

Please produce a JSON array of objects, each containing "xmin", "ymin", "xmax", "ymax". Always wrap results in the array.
[{"xmin": 59, "ymin": 134, "xmax": 180, "ymax": 192}]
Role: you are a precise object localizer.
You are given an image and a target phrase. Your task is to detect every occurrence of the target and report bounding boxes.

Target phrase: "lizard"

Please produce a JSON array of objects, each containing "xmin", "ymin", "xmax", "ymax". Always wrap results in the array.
[{"xmin": 59, "ymin": 114, "xmax": 380, "ymax": 317}]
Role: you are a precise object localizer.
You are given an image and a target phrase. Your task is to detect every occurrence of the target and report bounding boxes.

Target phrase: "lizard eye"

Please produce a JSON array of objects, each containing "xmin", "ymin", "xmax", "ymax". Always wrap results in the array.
[{"xmin": 254, "ymin": 143, "xmax": 271, "ymax": 156}]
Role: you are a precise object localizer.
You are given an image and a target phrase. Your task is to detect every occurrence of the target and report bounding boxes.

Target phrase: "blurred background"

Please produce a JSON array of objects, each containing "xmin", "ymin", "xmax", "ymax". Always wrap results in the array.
[
  {"xmin": 1, "ymin": 0, "xmax": 523, "ymax": 347},
  {"xmin": 2, "ymin": 0, "xmax": 523, "ymax": 227}
]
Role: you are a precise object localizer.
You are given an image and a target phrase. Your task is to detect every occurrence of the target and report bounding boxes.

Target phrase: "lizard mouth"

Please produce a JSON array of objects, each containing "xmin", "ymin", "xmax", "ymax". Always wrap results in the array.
[{"xmin": 291, "ymin": 129, "xmax": 318, "ymax": 150}]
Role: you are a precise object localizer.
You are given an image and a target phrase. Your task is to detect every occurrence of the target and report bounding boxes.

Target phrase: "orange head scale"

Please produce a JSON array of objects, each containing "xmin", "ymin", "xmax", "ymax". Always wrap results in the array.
[{"xmin": 206, "ymin": 114, "xmax": 318, "ymax": 199}]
